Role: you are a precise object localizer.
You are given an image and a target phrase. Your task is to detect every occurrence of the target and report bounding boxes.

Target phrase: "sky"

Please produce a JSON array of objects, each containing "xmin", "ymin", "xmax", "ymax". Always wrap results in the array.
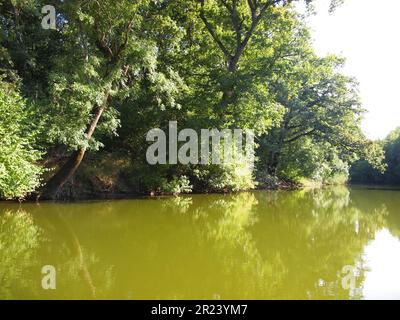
[{"xmin": 298, "ymin": 0, "xmax": 400, "ymax": 140}]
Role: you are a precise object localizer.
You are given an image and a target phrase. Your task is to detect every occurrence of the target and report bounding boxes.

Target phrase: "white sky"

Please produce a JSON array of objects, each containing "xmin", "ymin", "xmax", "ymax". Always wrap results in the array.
[{"xmin": 299, "ymin": 0, "xmax": 400, "ymax": 140}]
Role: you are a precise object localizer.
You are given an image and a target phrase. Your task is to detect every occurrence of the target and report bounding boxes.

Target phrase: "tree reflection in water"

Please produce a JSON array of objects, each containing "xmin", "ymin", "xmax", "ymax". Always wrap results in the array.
[
  {"xmin": 0, "ymin": 187, "xmax": 399, "ymax": 299},
  {"xmin": 0, "ymin": 210, "xmax": 42, "ymax": 299}
]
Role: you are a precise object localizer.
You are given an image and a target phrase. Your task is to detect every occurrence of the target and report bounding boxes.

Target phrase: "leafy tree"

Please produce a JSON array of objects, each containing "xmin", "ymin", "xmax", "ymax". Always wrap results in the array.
[
  {"xmin": 195, "ymin": 0, "xmax": 307, "ymax": 130},
  {"xmin": 20, "ymin": 0, "xmax": 186, "ymax": 198},
  {"xmin": 257, "ymin": 52, "xmax": 385, "ymax": 183}
]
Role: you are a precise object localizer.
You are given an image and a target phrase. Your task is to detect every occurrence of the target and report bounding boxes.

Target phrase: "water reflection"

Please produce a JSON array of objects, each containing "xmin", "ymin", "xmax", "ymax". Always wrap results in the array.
[
  {"xmin": 0, "ymin": 211, "xmax": 42, "ymax": 299},
  {"xmin": 362, "ymin": 229, "xmax": 400, "ymax": 300},
  {"xmin": 0, "ymin": 187, "xmax": 399, "ymax": 299}
]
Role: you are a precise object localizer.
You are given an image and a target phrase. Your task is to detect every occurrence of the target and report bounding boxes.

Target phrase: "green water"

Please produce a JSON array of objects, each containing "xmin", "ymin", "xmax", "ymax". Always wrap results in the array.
[{"xmin": 1, "ymin": 187, "xmax": 400, "ymax": 300}]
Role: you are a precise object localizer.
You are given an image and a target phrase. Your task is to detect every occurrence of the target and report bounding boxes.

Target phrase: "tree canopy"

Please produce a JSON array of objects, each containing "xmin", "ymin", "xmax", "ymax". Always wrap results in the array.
[{"xmin": 0, "ymin": 0, "xmax": 385, "ymax": 200}]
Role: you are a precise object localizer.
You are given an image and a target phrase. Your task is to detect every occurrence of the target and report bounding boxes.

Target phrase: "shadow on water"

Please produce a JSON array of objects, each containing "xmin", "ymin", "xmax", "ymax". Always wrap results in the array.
[{"xmin": 0, "ymin": 186, "xmax": 399, "ymax": 299}]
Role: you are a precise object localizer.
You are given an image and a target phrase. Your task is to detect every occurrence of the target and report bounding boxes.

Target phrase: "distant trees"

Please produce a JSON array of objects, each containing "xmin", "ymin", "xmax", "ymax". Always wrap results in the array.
[
  {"xmin": 350, "ymin": 128, "xmax": 400, "ymax": 185},
  {"xmin": 384, "ymin": 129, "xmax": 400, "ymax": 184}
]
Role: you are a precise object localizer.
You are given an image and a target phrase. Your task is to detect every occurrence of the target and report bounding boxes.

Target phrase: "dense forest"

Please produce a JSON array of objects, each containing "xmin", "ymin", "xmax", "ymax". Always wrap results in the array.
[{"xmin": 0, "ymin": 0, "xmax": 386, "ymax": 200}]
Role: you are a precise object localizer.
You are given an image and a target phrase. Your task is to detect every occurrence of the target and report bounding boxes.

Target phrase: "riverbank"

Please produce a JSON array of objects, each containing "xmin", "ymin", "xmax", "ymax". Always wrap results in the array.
[{"xmin": 1, "ymin": 150, "xmax": 368, "ymax": 202}]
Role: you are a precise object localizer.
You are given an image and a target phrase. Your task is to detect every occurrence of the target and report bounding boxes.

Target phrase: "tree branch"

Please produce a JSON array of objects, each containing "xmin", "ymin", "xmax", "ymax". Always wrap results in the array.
[
  {"xmin": 284, "ymin": 128, "xmax": 317, "ymax": 143},
  {"xmin": 199, "ymin": 0, "xmax": 233, "ymax": 61}
]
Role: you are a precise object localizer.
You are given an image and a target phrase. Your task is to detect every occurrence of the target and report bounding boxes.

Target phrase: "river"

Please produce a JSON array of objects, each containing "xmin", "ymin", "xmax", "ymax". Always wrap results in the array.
[{"xmin": 0, "ymin": 186, "xmax": 399, "ymax": 299}]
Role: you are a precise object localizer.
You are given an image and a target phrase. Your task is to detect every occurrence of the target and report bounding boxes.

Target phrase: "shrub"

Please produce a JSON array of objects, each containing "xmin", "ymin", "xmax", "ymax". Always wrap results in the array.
[
  {"xmin": 192, "ymin": 161, "xmax": 255, "ymax": 193},
  {"xmin": 0, "ymin": 80, "xmax": 43, "ymax": 199}
]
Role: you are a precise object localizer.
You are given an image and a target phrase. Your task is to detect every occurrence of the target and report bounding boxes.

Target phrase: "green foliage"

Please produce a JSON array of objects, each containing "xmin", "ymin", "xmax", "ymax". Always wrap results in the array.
[
  {"xmin": 161, "ymin": 176, "xmax": 193, "ymax": 195},
  {"xmin": 39, "ymin": 0, "xmax": 186, "ymax": 151},
  {"xmin": 350, "ymin": 128, "xmax": 400, "ymax": 185},
  {"xmin": 0, "ymin": 80, "xmax": 43, "ymax": 199},
  {"xmin": 274, "ymin": 139, "xmax": 349, "ymax": 185},
  {"xmin": 192, "ymin": 161, "xmax": 255, "ymax": 193},
  {"xmin": 257, "ymin": 49, "xmax": 385, "ymax": 185},
  {"xmin": 0, "ymin": 0, "xmax": 388, "ymax": 199},
  {"xmin": 119, "ymin": 163, "xmax": 193, "ymax": 195}
]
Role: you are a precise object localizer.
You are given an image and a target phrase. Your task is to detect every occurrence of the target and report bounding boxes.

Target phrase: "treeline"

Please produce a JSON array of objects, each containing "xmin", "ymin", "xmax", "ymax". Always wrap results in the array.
[
  {"xmin": 0, "ymin": 0, "xmax": 383, "ymax": 200},
  {"xmin": 350, "ymin": 128, "xmax": 400, "ymax": 185}
]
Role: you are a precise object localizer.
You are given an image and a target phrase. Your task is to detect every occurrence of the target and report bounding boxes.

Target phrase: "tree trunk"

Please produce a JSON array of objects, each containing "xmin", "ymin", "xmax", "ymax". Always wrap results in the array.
[
  {"xmin": 218, "ymin": 59, "xmax": 238, "ymax": 113},
  {"xmin": 268, "ymin": 150, "xmax": 281, "ymax": 176},
  {"xmin": 39, "ymin": 93, "xmax": 109, "ymax": 200}
]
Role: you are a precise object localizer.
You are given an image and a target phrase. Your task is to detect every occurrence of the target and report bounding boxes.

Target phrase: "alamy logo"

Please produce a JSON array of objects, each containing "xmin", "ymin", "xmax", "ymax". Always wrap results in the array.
[
  {"xmin": 41, "ymin": 5, "xmax": 56, "ymax": 30},
  {"xmin": 341, "ymin": 265, "xmax": 357, "ymax": 291},
  {"xmin": 41, "ymin": 265, "xmax": 56, "ymax": 290},
  {"xmin": 146, "ymin": 121, "xmax": 255, "ymax": 167}
]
